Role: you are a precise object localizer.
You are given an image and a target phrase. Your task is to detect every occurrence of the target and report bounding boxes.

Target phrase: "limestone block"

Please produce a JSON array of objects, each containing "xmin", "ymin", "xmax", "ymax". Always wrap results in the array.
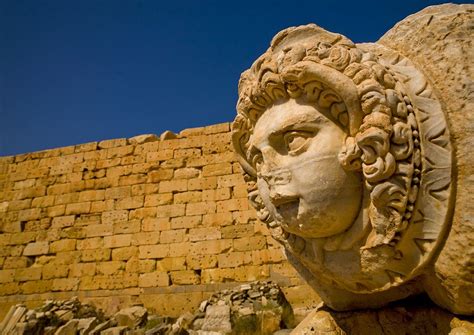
[
  {"xmin": 252, "ymin": 249, "xmax": 286, "ymax": 265},
  {"xmin": 80, "ymin": 248, "xmax": 111, "ymax": 262},
  {"xmin": 147, "ymin": 169, "xmax": 174, "ymax": 182},
  {"xmin": 23, "ymin": 242, "xmax": 49, "ymax": 256},
  {"xmin": 170, "ymin": 270, "xmax": 200, "ymax": 285},
  {"xmin": 64, "ymin": 202, "xmax": 91, "ymax": 215},
  {"xmin": 174, "ymin": 191, "xmax": 202, "ymax": 204},
  {"xmin": 75, "ymin": 141, "xmax": 98, "ymax": 152},
  {"xmin": 216, "ymin": 199, "xmax": 248, "ymax": 212},
  {"xmin": 202, "ymin": 163, "xmax": 233, "ymax": 177},
  {"xmin": 3, "ymin": 257, "xmax": 31, "ymax": 269},
  {"xmin": 201, "ymin": 268, "xmax": 236, "ymax": 284},
  {"xmin": 186, "ymin": 202, "xmax": 216, "ymax": 216},
  {"xmin": 203, "ymin": 122, "xmax": 230, "ymax": 135},
  {"xmin": 0, "ymin": 269, "xmax": 15, "ymax": 283},
  {"xmin": 121, "ymin": 154, "xmax": 145, "ymax": 166},
  {"xmin": 111, "ymin": 246, "xmax": 138, "ymax": 261},
  {"xmin": 101, "ymin": 210, "xmax": 128, "ymax": 224},
  {"xmin": 232, "ymin": 210, "xmax": 257, "ymax": 224},
  {"xmin": 202, "ymin": 188, "xmax": 231, "ymax": 202},
  {"xmin": 104, "ymin": 234, "xmax": 132, "ymax": 248},
  {"xmin": 146, "ymin": 150, "xmax": 173, "ymax": 162},
  {"xmin": 69, "ymin": 263, "xmax": 96, "ymax": 277},
  {"xmin": 42, "ymin": 263, "xmax": 69, "ymax": 279},
  {"xmin": 76, "ymin": 237, "xmax": 103, "ymax": 250},
  {"xmin": 156, "ymin": 204, "xmax": 185, "ymax": 218},
  {"xmin": 98, "ymin": 138, "xmax": 127, "ymax": 149},
  {"xmin": 51, "ymin": 215, "xmax": 75, "ymax": 229},
  {"xmin": 218, "ymin": 251, "xmax": 252, "ymax": 269},
  {"xmin": 115, "ymin": 196, "xmax": 144, "ymax": 210},
  {"xmin": 216, "ymin": 174, "xmax": 245, "ymax": 188},
  {"xmin": 54, "ymin": 192, "xmax": 79, "ymax": 205},
  {"xmin": 0, "ymin": 282, "xmax": 19, "ymax": 295},
  {"xmin": 15, "ymin": 267, "xmax": 42, "ymax": 281},
  {"xmin": 190, "ymin": 240, "xmax": 232, "ymax": 255},
  {"xmin": 106, "ymin": 165, "xmax": 133, "ymax": 178},
  {"xmin": 118, "ymin": 174, "xmax": 146, "ymax": 186},
  {"xmin": 171, "ymin": 216, "xmax": 201, "ymax": 229},
  {"xmin": 174, "ymin": 148, "xmax": 201, "ymax": 158},
  {"xmin": 50, "ymin": 251, "xmax": 81, "ymax": 265},
  {"xmin": 188, "ymin": 227, "xmax": 221, "ymax": 242},
  {"xmin": 160, "ymin": 229, "xmax": 186, "ymax": 244},
  {"xmin": 106, "ymin": 145, "xmax": 134, "ymax": 159},
  {"xmin": 128, "ymin": 133, "xmax": 159, "ymax": 145},
  {"xmin": 174, "ymin": 168, "xmax": 200, "ymax": 179},
  {"xmin": 132, "ymin": 183, "xmax": 159, "ymax": 196},
  {"xmin": 131, "ymin": 232, "xmax": 160, "ymax": 246},
  {"xmin": 7, "ymin": 199, "xmax": 31, "ymax": 211},
  {"xmin": 49, "ymin": 239, "xmax": 76, "ymax": 253},
  {"xmin": 159, "ymin": 180, "xmax": 188, "ymax": 193},
  {"xmin": 188, "ymin": 177, "xmax": 217, "ymax": 191},
  {"xmin": 113, "ymin": 220, "xmax": 141, "ymax": 234},
  {"xmin": 202, "ymin": 212, "xmax": 233, "ymax": 227},
  {"xmin": 138, "ymin": 245, "xmax": 169, "ymax": 259},
  {"xmin": 18, "ymin": 208, "xmax": 42, "ymax": 221},
  {"xmin": 131, "ymin": 207, "xmax": 158, "ymax": 220},
  {"xmin": 221, "ymin": 224, "xmax": 254, "ymax": 239},
  {"xmin": 46, "ymin": 205, "xmax": 66, "ymax": 218},
  {"xmin": 156, "ymin": 257, "xmax": 186, "ymax": 271},
  {"xmin": 104, "ymin": 186, "xmax": 131, "ymax": 200},
  {"xmin": 167, "ymin": 242, "xmax": 191, "ymax": 257},
  {"xmin": 187, "ymin": 152, "xmax": 235, "ymax": 167},
  {"xmin": 233, "ymin": 265, "xmax": 270, "ymax": 282},
  {"xmin": 141, "ymin": 218, "xmax": 170, "ymax": 232},
  {"xmin": 10, "ymin": 232, "xmax": 37, "ymax": 245},
  {"xmin": 78, "ymin": 190, "xmax": 105, "ymax": 202},
  {"xmin": 234, "ymin": 236, "xmax": 267, "ymax": 251},
  {"xmin": 138, "ymin": 272, "xmax": 169, "ymax": 287},
  {"xmin": 84, "ymin": 224, "xmax": 113, "ymax": 237},
  {"xmin": 96, "ymin": 261, "xmax": 123, "ymax": 275},
  {"xmin": 186, "ymin": 254, "xmax": 218, "ymax": 270},
  {"xmin": 179, "ymin": 126, "xmax": 205, "ymax": 137}
]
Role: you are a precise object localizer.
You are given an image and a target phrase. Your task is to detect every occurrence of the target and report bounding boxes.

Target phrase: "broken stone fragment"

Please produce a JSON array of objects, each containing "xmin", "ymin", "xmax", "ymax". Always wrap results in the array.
[
  {"xmin": 160, "ymin": 130, "xmax": 178, "ymax": 140},
  {"xmin": 54, "ymin": 319, "xmax": 79, "ymax": 335},
  {"xmin": 128, "ymin": 134, "xmax": 159, "ymax": 145},
  {"xmin": 114, "ymin": 306, "xmax": 148, "ymax": 329},
  {"xmin": 200, "ymin": 305, "xmax": 232, "ymax": 334},
  {"xmin": 100, "ymin": 326, "xmax": 129, "ymax": 335}
]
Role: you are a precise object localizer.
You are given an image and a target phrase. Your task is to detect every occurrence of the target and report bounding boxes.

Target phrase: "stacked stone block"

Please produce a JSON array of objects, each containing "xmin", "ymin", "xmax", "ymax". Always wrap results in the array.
[{"xmin": 0, "ymin": 123, "xmax": 320, "ymax": 318}]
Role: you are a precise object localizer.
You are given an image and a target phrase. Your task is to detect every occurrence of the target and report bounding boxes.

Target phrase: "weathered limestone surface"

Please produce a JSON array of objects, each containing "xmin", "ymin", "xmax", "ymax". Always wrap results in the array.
[
  {"xmin": 0, "ymin": 123, "xmax": 321, "ymax": 320},
  {"xmin": 231, "ymin": 2, "xmax": 473, "ymax": 331},
  {"xmin": 378, "ymin": 3, "xmax": 474, "ymax": 316}
]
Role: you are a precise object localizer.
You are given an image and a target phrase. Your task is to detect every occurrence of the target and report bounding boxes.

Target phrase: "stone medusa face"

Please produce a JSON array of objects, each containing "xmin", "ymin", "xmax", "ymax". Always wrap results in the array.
[{"xmin": 249, "ymin": 99, "xmax": 363, "ymax": 238}]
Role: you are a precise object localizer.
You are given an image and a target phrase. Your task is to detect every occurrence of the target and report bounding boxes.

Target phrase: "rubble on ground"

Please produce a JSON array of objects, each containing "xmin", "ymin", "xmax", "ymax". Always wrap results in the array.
[{"xmin": 0, "ymin": 280, "xmax": 294, "ymax": 334}]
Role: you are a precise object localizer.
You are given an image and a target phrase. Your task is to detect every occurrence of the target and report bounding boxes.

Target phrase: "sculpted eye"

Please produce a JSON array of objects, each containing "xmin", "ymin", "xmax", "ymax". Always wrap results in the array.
[{"xmin": 284, "ymin": 131, "xmax": 313, "ymax": 155}]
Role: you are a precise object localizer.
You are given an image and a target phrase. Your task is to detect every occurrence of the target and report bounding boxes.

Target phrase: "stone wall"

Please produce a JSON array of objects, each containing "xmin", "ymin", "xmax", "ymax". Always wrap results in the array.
[{"xmin": 0, "ymin": 122, "xmax": 320, "ymax": 319}]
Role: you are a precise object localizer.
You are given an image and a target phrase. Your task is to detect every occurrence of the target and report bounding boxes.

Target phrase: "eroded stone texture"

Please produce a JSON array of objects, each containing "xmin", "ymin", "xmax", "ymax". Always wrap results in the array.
[
  {"xmin": 292, "ymin": 296, "xmax": 474, "ymax": 335},
  {"xmin": 232, "ymin": 3, "xmax": 473, "ymax": 318}
]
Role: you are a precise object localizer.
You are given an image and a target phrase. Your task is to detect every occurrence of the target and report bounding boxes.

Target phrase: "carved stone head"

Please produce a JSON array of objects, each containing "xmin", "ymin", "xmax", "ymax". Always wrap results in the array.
[{"xmin": 232, "ymin": 24, "xmax": 457, "ymax": 311}]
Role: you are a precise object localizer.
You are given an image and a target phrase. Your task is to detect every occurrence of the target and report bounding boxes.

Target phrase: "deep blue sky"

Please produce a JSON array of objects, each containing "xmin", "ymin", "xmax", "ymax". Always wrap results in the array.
[{"xmin": 0, "ymin": 0, "xmax": 462, "ymax": 156}]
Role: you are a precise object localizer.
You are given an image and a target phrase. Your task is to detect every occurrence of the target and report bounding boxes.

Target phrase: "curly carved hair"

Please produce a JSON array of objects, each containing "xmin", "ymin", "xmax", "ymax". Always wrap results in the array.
[{"xmin": 232, "ymin": 24, "xmax": 420, "ymax": 247}]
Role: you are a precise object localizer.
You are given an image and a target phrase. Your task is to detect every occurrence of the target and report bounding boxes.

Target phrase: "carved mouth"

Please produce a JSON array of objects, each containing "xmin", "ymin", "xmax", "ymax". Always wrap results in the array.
[{"xmin": 274, "ymin": 197, "xmax": 300, "ymax": 219}]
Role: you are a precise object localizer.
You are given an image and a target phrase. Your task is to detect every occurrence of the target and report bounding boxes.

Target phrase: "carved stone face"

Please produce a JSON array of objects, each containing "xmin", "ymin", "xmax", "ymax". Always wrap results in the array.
[{"xmin": 250, "ymin": 98, "xmax": 363, "ymax": 238}]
